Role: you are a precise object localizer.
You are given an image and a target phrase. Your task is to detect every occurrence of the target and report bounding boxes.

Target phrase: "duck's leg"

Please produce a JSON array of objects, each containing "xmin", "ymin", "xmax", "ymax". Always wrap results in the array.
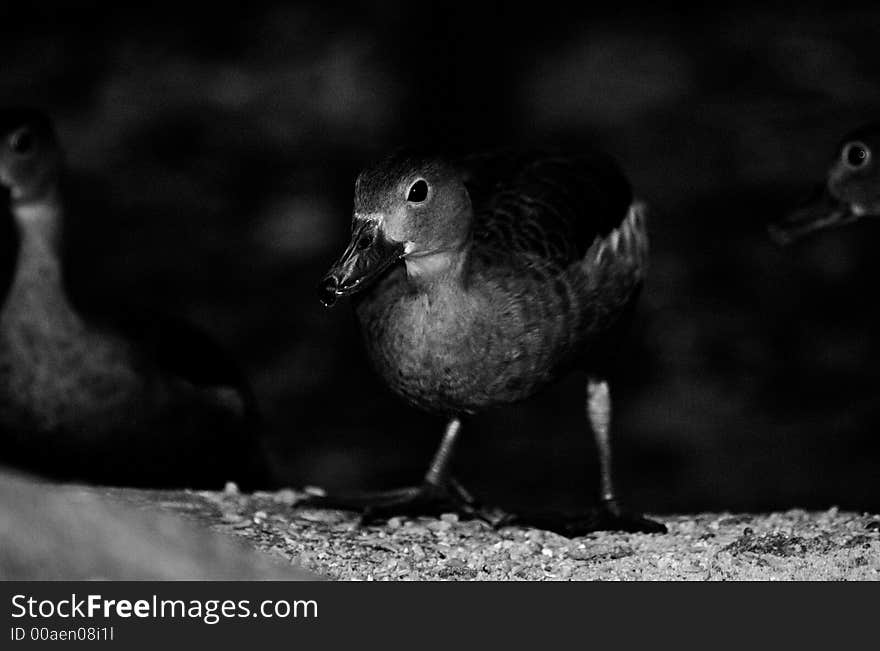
[
  {"xmin": 582, "ymin": 378, "xmax": 666, "ymax": 533},
  {"xmin": 358, "ymin": 417, "xmax": 478, "ymax": 523},
  {"xmin": 297, "ymin": 418, "xmax": 495, "ymax": 524},
  {"xmin": 507, "ymin": 378, "xmax": 666, "ymax": 537}
]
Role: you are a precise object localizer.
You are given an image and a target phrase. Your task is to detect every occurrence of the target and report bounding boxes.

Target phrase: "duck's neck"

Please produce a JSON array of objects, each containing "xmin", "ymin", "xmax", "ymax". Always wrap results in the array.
[
  {"xmin": 3, "ymin": 187, "xmax": 76, "ymax": 326},
  {"xmin": 403, "ymin": 242, "xmax": 469, "ymax": 292}
]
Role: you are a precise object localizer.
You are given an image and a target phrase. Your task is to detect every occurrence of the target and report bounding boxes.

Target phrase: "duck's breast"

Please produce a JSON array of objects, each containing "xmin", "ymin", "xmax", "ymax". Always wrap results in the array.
[
  {"xmin": 0, "ymin": 272, "xmax": 149, "ymax": 434},
  {"xmin": 354, "ymin": 261, "xmax": 590, "ymax": 414}
]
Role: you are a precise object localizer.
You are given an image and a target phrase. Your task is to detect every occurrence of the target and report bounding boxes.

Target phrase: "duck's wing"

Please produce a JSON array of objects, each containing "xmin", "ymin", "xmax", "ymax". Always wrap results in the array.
[
  {"xmin": 78, "ymin": 302, "xmax": 258, "ymax": 420},
  {"xmin": 460, "ymin": 150, "xmax": 633, "ymax": 267}
]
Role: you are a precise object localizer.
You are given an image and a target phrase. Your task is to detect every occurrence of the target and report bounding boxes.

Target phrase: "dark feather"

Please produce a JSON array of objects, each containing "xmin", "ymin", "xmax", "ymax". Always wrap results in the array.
[{"xmin": 461, "ymin": 150, "xmax": 633, "ymax": 266}]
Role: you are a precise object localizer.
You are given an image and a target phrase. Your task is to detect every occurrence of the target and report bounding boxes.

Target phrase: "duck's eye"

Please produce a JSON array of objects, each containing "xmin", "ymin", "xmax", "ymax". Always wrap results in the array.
[
  {"xmin": 407, "ymin": 179, "xmax": 429, "ymax": 203},
  {"xmin": 842, "ymin": 141, "xmax": 871, "ymax": 169},
  {"xmin": 9, "ymin": 129, "xmax": 34, "ymax": 155}
]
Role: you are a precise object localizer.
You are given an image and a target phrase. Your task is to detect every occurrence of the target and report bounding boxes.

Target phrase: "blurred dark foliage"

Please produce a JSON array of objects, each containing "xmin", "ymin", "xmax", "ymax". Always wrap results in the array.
[{"xmin": 3, "ymin": 1, "xmax": 880, "ymax": 512}]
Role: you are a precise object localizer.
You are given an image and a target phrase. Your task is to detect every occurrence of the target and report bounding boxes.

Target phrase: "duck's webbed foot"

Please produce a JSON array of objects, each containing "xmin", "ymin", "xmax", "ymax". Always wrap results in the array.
[
  {"xmin": 505, "ymin": 499, "xmax": 667, "ymax": 538},
  {"xmin": 298, "ymin": 417, "xmax": 510, "ymax": 525},
  {"xmin": 360, "ymin": 477, "xmax": 479, "ymax": 523},
  {"xmin": 299, "ymin": 477, "xmax": 498, "ymax": 525},
  {"xmin": 297, "ymin": 418, "xmax": 508, "ymax": 526}
]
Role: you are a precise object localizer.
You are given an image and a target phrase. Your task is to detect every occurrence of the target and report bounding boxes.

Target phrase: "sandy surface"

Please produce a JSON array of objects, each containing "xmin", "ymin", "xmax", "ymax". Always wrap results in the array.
[{"xmin": 108, "ymin": 484, "xmax": 880, "ymax": 581}]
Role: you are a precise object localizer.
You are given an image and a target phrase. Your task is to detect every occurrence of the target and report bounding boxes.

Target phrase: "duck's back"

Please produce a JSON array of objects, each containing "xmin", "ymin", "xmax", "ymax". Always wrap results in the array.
[
  {"xmin": 461, "ymin": 151, "xmax": 648, "ymax": 350},
  {"xmin": 461, "ymin": 150, "xmax": 634, "ymax": 269}
]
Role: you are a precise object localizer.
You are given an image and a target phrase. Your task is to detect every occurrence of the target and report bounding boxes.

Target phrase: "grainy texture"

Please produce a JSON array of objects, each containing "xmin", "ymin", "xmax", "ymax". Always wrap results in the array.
[{"xmin": 132, "ymin": 484, "xmax": 880, "ymax": 581}]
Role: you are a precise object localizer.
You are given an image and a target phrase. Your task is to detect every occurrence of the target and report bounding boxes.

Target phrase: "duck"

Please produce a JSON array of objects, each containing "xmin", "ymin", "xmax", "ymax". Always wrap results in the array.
[
  {"xmin": 770, "ymin": 124, "xmax": 880, "ymax": 244},
  {"xmin": 0, "ymin": 108, "xmax": 267, "ymax": 488},
  {"xmin": 315, "ymin": 149, "xmax": 666, "ymax": 536}
]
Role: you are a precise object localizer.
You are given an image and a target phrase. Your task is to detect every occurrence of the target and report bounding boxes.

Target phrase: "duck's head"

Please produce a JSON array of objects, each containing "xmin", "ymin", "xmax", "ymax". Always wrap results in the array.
[
  {"xmin": 0, "ymin": 108, "xmax": 61, "ymax": 207},
  {"xmin": 770, "ymin": 124, "xmax": 880, "ymax": 245},
  {"xmin": 320, "ymin": 152, "xmax": 471, "ymax": 307}
]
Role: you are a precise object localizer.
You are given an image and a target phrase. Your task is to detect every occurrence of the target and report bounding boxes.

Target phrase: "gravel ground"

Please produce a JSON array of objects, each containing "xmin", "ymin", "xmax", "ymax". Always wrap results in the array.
[{"xmin": 113, "ymin": 484, "xmax": 880, "ymax": 581}]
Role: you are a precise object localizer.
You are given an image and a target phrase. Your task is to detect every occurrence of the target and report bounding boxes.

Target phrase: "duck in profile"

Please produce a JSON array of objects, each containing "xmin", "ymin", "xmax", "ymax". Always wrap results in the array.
[
  {"xmin": 314, "ymin": 149, "xmax": 666, "ymax": 536},
  {"xmin": 0, "ymin": 108, "xmax": 267, "ymax": 488},
  {"xmin": 770, "ymin": 124, "xmax": 880, "ymax": 244}
]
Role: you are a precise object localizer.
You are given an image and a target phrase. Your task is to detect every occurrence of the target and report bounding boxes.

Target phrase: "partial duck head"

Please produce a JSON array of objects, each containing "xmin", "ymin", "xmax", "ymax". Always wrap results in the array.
[
  {"xmin": 320, "ymin": 152, "xmax": 471, "ymax": 307},
  {"xmin": 0, "ymin": 109, "xmax": 61, "ymax": 208},
  {"xmin": 771, "ymin": 124, "xmax": 880, "ymax": 244}
]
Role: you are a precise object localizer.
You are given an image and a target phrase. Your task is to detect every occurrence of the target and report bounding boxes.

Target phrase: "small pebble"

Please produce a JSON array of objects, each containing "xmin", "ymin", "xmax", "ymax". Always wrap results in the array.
[
  {"xmin": 411, "ymin": 544, "xmax": 427, "ymax": 561},
  {"xmin": 273, "ymin": 489, "xmax": 300, "ymax": 506},
  {"xmin": 223, "ymin": 482, "xmax": 239, "ymax": 496},
  {"xmin": 404, "ymin": 525, "xmax": 430, "ymax": 536}
]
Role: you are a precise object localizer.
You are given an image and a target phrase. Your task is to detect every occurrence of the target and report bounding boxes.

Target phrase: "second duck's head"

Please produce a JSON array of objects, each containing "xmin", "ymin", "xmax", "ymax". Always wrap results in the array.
[
  {"xmin": 321, "ymin": 152, "xmax": 471, "ymax": 306},
  {"xmin": 770, "ymin": 124, "xmax": 880, "ymax": 245},
  {"xmin": 0, "ymin": 109, "xmax": 61, "ymax": 208}
]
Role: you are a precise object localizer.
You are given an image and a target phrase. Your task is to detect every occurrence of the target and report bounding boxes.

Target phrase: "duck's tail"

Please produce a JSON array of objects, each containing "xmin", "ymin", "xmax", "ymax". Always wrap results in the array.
[{"xmin": 585, "ymin": 200, "xmax": 649, "ymax": 275}]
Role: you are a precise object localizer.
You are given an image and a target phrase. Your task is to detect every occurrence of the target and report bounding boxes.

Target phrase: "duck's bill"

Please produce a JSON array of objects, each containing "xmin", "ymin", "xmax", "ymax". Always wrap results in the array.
[
  {"xmin": 768, "ymin": 184, "xmax": 860, "ymax": 245},
  {"xmin": 319, "ymin": 220, "xmax": 405, "ymax": 307}
]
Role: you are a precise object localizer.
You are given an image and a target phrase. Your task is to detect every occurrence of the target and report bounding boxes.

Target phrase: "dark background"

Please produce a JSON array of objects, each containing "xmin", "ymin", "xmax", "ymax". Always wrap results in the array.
[{"xmin": 3, "ymin": 1, "xmax": 879, "ymax": 514}]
